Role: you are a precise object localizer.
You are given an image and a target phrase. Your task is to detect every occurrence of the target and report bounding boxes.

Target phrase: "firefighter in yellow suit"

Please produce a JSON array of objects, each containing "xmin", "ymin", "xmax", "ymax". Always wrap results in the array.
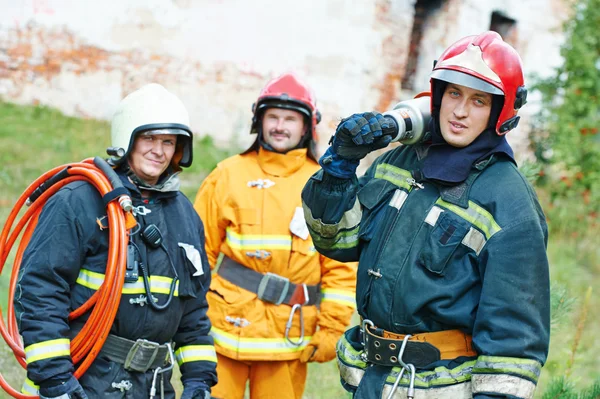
[{"xmin": 194, "ymin": 73, "xmax": 357, "ymax": 399}]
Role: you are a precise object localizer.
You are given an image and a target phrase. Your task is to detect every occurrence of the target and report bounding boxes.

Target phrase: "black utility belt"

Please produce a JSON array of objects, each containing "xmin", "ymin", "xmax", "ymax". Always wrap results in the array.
[{"xmin": 100, "ymin": 334, "xmax": 171, "ymax": 373}]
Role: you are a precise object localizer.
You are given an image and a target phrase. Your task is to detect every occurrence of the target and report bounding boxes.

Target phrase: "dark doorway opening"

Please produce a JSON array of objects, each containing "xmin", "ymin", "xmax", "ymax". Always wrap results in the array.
[{"xmin": 402, "ymin": 0, "xmax": 444, "ymax": 91}]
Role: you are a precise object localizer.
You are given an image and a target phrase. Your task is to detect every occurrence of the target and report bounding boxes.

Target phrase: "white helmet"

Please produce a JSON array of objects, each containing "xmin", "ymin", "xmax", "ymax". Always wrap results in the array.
[{"xmin": 110, "ymin": 83, "xmax": 193, "ymax": 167}]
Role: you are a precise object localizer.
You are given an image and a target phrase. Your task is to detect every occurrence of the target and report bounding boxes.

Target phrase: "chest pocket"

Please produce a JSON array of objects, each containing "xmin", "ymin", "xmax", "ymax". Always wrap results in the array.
[
  {"xmin": 417, "ymin": 209, "xmax": 470, "ymax": 276},
  {"xmin": 357, "ymin": 178, "xmax": 401, "ymax": 242},
  {"xmin": 178, "ymin": 243, "xmax": 207, "ymax": 298}
]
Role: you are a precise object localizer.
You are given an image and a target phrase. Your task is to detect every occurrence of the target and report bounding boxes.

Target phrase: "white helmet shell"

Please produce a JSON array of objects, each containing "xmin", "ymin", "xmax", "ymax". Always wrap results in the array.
[{"xmin": 111, "ymin": 83, "xmax": 193, "ymax": 167}]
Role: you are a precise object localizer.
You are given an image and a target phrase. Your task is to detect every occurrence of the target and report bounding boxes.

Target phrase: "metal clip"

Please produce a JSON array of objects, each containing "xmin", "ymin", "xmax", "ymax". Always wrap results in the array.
[
  {"xmin": 360, "ymin": 319, "xmax": 375, "ymax": 362},
  {"xmin": 129, "ymin": 294, "xmax": 157, "ymax": 306},
  {"xmin": 133, "ymin": 205, "xmax": 152, "ymax": 216},
  {"xmin": 247, "ymin": 179, "xmax": 275, "ymax": 189},
  {"xmin": 150, "ymin": 343, "xmax": 175, "ymax": 399},
  {"xmin": 111, "ymin": 380, "xmax": 132, "ymax": 392},
  {"xmin": 285, "ymin": 304, "xmax": 305, "ymax": 346},
  {"xmin": 386, "ymin": 335, "xmax": 416, "ymax": 399},
  {"xmin": 246, "ymin": 249, "xmax": 271, "ymax": 259},
  {"xmin": 406, "ymin": 178, "xmax": 424, "ymax": 190},
  {"xmin": 226, "ymin": 316, "xmax": 251, "ymax": 327},
  {"xmin": 367, "ymin": 269, "xmax": 382, "ymax": 278}
]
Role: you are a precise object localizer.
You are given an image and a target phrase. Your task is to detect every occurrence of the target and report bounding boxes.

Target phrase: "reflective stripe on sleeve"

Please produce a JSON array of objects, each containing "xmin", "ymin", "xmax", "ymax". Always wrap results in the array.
[
  {"xmin": 309, "ymin": 225, "xmax": 360, "ymax": 250},
  {"xmin": 21, "ymin": 377, "xmax": 39, "ymax": 395},
  {"xmin": 25, "ymin": 338, "xmax": 70, "ymax": 364},
  {"xmin": 175, "ymin": 345, "xmax": 217, "ymax": 366},
  {"xmin": 302, "ymin": 198, "xmax": 362, "ymax": 239},
  {"xmin": 473, "ymin": 355, "xmax": 542, "ymax": 383},
  {"xmin": 472, "ymin": 374, "xmax": 536, "ymax": 399},
  {"xmin": 76, "ymin": 269, "xmax": 179, "ymax": 296},
  {"xmin": 321, "ymin": 288, "xmax": 356, "ymax": 308},
  {"xmin": 472, "ymin": 356, "xmax": 541, "ymax": 399}
]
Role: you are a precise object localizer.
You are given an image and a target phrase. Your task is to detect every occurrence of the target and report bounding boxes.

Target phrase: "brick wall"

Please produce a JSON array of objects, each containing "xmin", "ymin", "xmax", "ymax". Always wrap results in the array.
[{"xmin": 0, "ymin": 0, "xmax": 571, "ymax": 160}]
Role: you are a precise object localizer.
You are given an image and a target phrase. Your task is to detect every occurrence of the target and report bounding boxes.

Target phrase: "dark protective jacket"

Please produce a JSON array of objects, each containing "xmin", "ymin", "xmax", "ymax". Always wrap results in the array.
[
  {"xmin": 15, "ymin": 169, "xmax": 217, "ymax": 398},
  {"xmin": 301, "ymin": 144, "xmax": 550, "ymax": 399}
]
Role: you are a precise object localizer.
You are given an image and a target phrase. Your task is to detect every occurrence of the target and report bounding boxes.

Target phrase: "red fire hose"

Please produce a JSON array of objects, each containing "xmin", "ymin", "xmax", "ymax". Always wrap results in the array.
[{"xmin": 0, "ymin": 158, "xmax": 133, "ymax": 398}]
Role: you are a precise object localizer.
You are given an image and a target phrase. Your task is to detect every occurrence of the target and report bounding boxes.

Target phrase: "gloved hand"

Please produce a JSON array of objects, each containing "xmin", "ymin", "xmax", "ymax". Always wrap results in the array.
[
  {"xmin": 320, "ymin": 112, "xmax": 393, "ymax": 179},
  {"xmin": 300, "ymin": 328, "xmax": 342, "ymax": 363},
  {"xmin": 181, "ymin": 379, "xmax": 211, "ymax": 399},
  {"xmin": 39, "ymin": 373, "xmax": 88, "ymax": 399}
]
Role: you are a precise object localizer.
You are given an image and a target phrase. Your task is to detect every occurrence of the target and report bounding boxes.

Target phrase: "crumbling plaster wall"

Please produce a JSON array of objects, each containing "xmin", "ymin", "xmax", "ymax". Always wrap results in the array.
[{"xmin": 0, "ymin": 0, "xmax": 570, "ymax": 159}]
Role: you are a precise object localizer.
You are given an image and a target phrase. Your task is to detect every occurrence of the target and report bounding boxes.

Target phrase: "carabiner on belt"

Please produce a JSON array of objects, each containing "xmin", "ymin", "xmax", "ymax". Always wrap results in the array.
[
  {"xmin": 386, "ymin": 335, "xmax": 416, "ymax": 399},
  {"xmin": 284, "ymin": 284, "xmax": 309, "ymax": 346},
  {"xmin": 149, "ymin": 343, "xmax": 176, "ymax": 399}
]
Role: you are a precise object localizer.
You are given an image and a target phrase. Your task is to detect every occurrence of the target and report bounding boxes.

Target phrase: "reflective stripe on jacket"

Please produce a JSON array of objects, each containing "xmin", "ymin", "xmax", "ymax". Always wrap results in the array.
[
  {"xmin": 301, "ymin": 144, "xmax": 550, "ymax": 398},
  {"xmin": 194, "ymin": 147, "xmax": 357, "ymax": 361}
]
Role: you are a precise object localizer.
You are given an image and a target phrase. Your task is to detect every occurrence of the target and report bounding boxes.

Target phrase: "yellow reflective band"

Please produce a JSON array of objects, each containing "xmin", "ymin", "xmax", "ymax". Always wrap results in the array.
[
  {"xmin": 303, "ymin": 198, "xmax": 362, "ymax": 238},
  {"xmin": 175, "ymin": 345, "xmax": 217, "ymax": 365},
  {"xmin": 76, "ymin": 269, "xmax": 179, "ymax": 296},
  {"xmin": 25, "ymin": 338, "xmax": 70, "ymax": 364},
  {"xmin": 210, "ymin": 326, "xmax": 311, "ymax": 354},
  {"xmin": 321, "ymin": 288, "xmax": 356, "ymax": 308},
  {"xmin": 226, "ymin": 228, "xmax": 292, "ymax": 250},
  {"xmin": 21, "ymin": 377, "xmax": 39, "ymax": 395},
  {"xmin": 374, "ymin": 164, "xmax": 414, "ymax": 191},
  {"xmin": 435, "ymin": 198, "xmax": 501, "ymax": 240}
]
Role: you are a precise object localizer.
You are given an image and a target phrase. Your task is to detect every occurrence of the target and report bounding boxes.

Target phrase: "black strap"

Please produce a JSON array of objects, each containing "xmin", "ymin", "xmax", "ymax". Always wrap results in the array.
[
  {"xmin": 218, "ymin": 256, "xmax": 320, "ymax": 306},
  {"xmin": 102, "ymin": 186, "xmax": 130, "ymax": 207},
  {"xmin": 363, "ymin": 327, "xmax": 441, "ymax": 369}
]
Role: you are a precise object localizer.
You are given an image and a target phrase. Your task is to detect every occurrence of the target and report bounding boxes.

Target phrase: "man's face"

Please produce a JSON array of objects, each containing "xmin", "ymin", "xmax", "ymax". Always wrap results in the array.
[
  {"xmin": 439, "ymin": 83, "xmax": 493, "ymax": 148},
  {"xmin": 261, "ymin": 108, "xmax": 307, "ymax": 153},
  {"xmin": 128, "ymin": 133, "xmax": 177, "ymax": 185}
]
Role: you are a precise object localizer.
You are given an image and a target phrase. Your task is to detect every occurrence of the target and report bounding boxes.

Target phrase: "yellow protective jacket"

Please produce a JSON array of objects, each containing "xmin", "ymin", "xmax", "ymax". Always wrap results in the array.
[{"xmin": 194, "ymin": 147, "xmax": 356, "ymax": 361}]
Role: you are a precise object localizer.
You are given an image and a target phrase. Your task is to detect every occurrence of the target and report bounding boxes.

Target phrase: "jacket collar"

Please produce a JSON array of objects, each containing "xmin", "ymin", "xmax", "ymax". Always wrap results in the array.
[
  {"xmin": 257, "ymin": 147, "xmax": 307, "ymax": 177},
  {"xmin": 117, "ymin": 167, "xmax": 179, "ymax": 200}
]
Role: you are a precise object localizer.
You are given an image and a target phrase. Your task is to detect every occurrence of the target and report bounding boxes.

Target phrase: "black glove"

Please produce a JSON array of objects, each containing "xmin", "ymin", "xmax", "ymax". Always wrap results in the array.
[
  {"xmin": 39, "ymin": 373, "xmax": 88, "ymax": 399},
  {"xmin": 181, "ymin": 380, "xmax": 211, "ymax": 399},
  {"xmin": 330, "ymin": 112, "xmax": 393, "ymax": 160}
]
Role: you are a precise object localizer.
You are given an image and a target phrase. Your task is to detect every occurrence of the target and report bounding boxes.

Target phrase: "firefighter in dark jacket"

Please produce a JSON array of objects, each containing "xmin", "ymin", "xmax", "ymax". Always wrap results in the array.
[
  {"xmin": 15, "ymin": 83, "xmax": 217, "ymax": 399},
  {"xmin": 301, "ymin": 31, "xmax": 550, "ymax": 399}
]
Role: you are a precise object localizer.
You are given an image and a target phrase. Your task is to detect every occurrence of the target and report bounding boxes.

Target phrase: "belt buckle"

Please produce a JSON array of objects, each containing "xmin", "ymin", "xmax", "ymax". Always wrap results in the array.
[
  {"xmin": 124, "ymin": 338, "xmax": 163, "ymax": 373},
  {"xmin": 257, "ymin": 272, "xmax": 290, "ymax": 305}
]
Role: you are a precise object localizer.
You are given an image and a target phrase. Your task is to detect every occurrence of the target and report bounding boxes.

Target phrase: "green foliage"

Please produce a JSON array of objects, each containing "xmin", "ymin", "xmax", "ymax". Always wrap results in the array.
[
  {"xmin": 529, "ymin": 0, "xmax": 600, "ymax": 237},
  {"xmin": 549, "ymin": 282, "xmax": 576, "ymax": 329},
  {"xmin": 542, "ymin": 377, "xmax": 600, "ymax": 399}
]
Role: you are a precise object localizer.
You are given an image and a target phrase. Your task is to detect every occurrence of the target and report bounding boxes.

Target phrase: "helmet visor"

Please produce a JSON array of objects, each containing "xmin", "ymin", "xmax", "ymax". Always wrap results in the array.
[
  {"xmin": 431, "ymin": 69, "xmax": 504, "ymax": 96},
  {"xmin": 139, "ymin": 128, "xmax": 191, "ymax": 137},
  {"xmin": 256, "ymin": 98, "xmax": 312, "ymax": 119}
]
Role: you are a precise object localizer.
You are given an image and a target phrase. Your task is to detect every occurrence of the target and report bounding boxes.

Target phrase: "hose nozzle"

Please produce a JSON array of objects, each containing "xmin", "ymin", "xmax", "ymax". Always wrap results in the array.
[{"xmin": 382, "ymin": 96, "xmax": 432, "ymax": 145}]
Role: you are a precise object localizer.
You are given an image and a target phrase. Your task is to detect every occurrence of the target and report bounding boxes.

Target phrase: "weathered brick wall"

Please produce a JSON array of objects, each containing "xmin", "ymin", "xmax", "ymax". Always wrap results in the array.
[{"xmin": 0, "ymin": 0, "xmax": 570, "ymax": 160}]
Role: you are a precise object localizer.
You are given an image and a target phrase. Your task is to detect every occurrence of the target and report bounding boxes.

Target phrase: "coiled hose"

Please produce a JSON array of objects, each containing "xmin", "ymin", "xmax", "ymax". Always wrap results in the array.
[{"xmin": 0, "ymin": 157, "xmax": 132, "ymax": 398}]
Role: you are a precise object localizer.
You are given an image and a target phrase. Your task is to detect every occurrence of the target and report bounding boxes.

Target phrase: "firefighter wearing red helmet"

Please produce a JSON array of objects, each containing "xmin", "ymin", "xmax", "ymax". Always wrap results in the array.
[
  {"xmin": 194, "ymin": 73, "xmax": 356, "ymax": 399},
  {"xmin": 303, "ymin": 32, "xmax": 550, "ymax": 398}
]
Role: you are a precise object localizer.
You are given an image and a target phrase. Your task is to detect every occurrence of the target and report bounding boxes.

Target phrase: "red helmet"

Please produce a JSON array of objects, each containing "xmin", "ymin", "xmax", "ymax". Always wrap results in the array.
[
  {"xmin": 251, "ymin": 73, "xmax": 321, "ymax": 140},
  {"xmin": 429, "ymin": 31, "xmax": 527, "ymax": 135}
]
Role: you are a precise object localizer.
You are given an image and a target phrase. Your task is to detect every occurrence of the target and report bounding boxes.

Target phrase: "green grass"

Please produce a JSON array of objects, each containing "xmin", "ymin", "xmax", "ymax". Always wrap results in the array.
[{"xmin": 0, "ymin": 102, "xmax": 598, "ymax": 398}]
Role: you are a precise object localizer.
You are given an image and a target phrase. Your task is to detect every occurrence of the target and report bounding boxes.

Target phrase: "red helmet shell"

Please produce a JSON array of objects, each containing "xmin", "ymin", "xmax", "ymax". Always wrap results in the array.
[
  {"xmin": 251, "ymin": 73, "xmax": 321, "ymax": 141},
  {"xmin": 430, "ymin": 31, "xmax": 527, "ymax": 135}
]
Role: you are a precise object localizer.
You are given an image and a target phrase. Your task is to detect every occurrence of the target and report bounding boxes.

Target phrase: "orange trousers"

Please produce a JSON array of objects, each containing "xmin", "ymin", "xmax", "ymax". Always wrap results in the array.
[{"xmin": 211, "ymin": 354, "xmax": 308, "ymax": 399}]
